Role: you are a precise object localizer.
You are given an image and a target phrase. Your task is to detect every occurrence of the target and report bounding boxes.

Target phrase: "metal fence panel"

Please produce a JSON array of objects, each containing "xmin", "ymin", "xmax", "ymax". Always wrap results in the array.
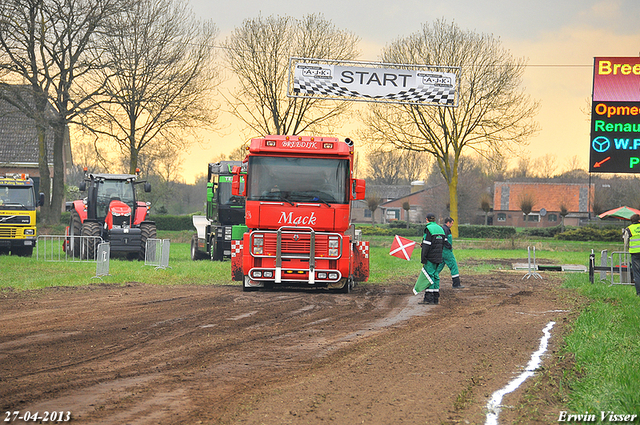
[
  {"xmin": 145, "ymin": 238, "xmax": 162, "ymax": 267},
  {"xmin": 159, "ymin": 239, "xmax": 171, "ymax": 270},
  {"xmin": 94, "ymin": 243, "xmax": 111, "ymax": 278},
  {"xmin": 144, "ymin": 238, "xmax": 171, "ymax": 270},
  {"xmin": 610, "ymin": 251, "xmax": 633, "ymax": 285},
  {"xmin": 37, "ymin": 235, "xmax": 103, "ymax": 262}
]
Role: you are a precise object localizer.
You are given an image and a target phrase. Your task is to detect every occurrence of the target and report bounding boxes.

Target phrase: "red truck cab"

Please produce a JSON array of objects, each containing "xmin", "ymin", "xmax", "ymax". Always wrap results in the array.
[{"xmin": 231, "ymin": 135, "xmax": 368, "ymax": 292}]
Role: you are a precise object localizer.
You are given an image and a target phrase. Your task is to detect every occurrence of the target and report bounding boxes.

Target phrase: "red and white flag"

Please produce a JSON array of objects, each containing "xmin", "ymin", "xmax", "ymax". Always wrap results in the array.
[{"xmin": 389, "ymin": 235, "xmax": 416, "ymax": 261}]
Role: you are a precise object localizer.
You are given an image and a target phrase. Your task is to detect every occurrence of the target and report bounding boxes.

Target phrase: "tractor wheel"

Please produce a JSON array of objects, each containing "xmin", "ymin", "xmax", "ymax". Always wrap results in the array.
[
  {"xmin": 69, "ymin": 210, "xmax": 82, "ymax": 258},
  {"xmin": 81, "ymin": 222, "xmax": 101, "ymax": 260},
  {"xmin": 139, "ymin": 222, "xmax": 157, "ymax": 261}
]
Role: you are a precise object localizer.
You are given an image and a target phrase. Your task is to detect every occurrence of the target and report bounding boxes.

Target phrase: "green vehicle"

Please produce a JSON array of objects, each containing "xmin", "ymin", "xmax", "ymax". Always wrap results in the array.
[{"xmin": 191, "ymin": 161, "xmax": 247, "ymax": 261}]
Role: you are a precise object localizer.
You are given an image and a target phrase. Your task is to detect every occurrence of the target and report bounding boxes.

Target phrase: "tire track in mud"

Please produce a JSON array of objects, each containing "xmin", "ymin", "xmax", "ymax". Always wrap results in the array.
[{"xmin": 1, "ymin": 283, "xmax": 419, "ymax": 423}]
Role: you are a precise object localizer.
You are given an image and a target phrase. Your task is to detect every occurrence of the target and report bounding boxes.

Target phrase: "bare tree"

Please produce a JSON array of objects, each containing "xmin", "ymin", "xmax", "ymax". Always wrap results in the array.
[
  {"xmin": 534, "ymin": 153, "xmax": 558, "ymax": 179},
  {"xmin": 480, "ymin": 192, "xmax": 492, "ymax": 225},
  {"xmin": 402, "ymin": 201, "xmax": 411, "ymax": 227},
  {"xmin": 364, "ymin": 19, "xmax": 539, "ymax": 236},
  {"xmin": 366, "ymin": 147, "xmax": 429, "ymax": 185},
  {"xmin": 559, "ymin": 202, "xmax": 569, "ymax": 232},
  {"xmin": 366, "ymin": 193, "xmax": 382, "ymax": 225},
  {"xmin": 0, "ymin": 0, "xmax": 126, "ymax": 223},
  {"xmin": 366, "ymin": 148, "xmax": 404, "ymax": 185},
  {"xmin": 88, "ymin": 0, "xmax": 219, "ymax": 174},
  {"xmin": 222, "ymin": 14, "xmax": 360, "ymax": 136},
  {"xmin": 519, "ymin": 192, "xmax": 536, "ymax": 221}
]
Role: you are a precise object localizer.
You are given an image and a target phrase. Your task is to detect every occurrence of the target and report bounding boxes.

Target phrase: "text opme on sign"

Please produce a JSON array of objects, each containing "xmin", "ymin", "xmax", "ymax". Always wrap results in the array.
[
  {"xmin": 292, "ymin": 61, "xmax": 457, "ymax": 106},
  {"xmin": 590, "ymin": 57, "xmax": 640, "ymax": 173}
]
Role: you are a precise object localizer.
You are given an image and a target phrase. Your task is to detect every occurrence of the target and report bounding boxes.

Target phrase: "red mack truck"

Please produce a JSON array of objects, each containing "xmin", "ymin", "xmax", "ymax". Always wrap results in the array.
[{"xmin": 231, "ymin": 135, "xmax": 369, "ymax": 292}]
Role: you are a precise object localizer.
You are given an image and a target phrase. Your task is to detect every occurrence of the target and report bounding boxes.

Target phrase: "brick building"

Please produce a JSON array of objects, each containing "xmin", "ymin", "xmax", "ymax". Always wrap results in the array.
[{"xmin": 493, "ymin": 182, "xmax": 593, "ymax": 228}]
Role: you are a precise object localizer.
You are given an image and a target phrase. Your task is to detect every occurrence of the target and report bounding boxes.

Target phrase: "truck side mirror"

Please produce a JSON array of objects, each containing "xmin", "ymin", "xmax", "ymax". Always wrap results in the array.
[
  {"xmin": 232, "ymin": 174, "xmax": 246, "ymax": 197},
  {"xmin": 207, "ymin": 182, "xmax": 215, "ymax": 204},
  {"xmin": 38, "ymin": 192, "xmax": 45, "ymax": 206},
  {"xmin": 351, "ymin": 179, "xmax": 366, "ymax": 201},
  {"xmin": 144, "ymin": 182, "xmax": 151, "ymax": 193},
  {"xmin": 79, "ymin": 181, "xmax": 86, "ymax": 192}
]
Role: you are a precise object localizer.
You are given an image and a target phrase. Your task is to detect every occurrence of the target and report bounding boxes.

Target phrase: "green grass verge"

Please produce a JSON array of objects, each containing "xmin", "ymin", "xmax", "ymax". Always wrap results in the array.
[
  {"xmin": 2, "ymin": 232, "xmax": 621, "ymax": 290},
  {"xmin": 560, "ymin": 274, "xmax": 640, "ymax": 413}
]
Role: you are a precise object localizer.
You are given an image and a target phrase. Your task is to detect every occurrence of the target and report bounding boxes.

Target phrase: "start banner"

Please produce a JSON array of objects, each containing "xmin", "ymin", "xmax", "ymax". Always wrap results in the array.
[{"xmin": 289, "ymin": 58, "xmax": 458, "ymax": 106}]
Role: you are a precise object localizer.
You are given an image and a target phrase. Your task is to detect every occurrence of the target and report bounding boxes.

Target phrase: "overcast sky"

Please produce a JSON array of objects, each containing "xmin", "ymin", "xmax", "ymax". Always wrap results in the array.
[{"xmin": 180, "ymin": 0, "xmax": 640, "ymax": 182}]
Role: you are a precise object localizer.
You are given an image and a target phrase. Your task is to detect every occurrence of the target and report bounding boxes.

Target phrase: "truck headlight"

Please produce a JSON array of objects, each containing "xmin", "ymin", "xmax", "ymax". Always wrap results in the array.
[
  {"xmin": 328, "ymin": 238, "xmax": 339, "ymax": 248},
  {"xmin": 329, "ymin": 248, "xmax": 339, "ymax": 257},
  {"xmin": 24, "ymin": 229, "xmax": 35, "ymax": 235}
]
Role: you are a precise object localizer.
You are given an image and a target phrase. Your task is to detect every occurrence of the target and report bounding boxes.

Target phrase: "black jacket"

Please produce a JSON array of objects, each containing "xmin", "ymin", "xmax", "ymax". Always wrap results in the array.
[{"xmin": 421, "ymin": 222, "xmax": 445, "ymax": 264}]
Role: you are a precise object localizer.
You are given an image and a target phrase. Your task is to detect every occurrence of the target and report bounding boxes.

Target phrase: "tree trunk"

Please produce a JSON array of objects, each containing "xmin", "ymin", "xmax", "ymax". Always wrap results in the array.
[
  {"xmin": 37, "ymin": 125, "xmax": 52, "ymax": 224},
  {"xmin": 49, "ymin": 121, "xmax": 66, "ymax": 224},
  {"xmin": 447, "ymin": 172, "xmax": 459, "ymax": 238}
]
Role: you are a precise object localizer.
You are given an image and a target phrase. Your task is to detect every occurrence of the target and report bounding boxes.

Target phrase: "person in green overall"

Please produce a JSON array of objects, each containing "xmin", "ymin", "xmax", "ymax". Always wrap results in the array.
[
  {"xmin": 623, "ymin": 214, "xmax": 640, "ymax": 296},
  {"xmin": 414, "ymin": 213, "xmax": 445, "ymax": 304},
  {"xmin": 442, "ymin": 217, "xmax": 464, "ymax": 289}
]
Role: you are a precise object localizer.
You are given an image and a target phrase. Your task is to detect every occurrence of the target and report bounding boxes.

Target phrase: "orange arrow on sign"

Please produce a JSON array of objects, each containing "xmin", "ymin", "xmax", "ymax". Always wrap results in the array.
[{"xmin": 594, "ymin": 157, "xmax": 611, "ymax": 168}]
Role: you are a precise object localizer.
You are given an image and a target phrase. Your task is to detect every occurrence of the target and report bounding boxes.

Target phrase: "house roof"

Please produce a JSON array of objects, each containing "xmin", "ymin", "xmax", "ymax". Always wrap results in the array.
[
  {"xmin": 493, "ymin": 182, "xmax": 593, "ymax": 213},
  {"xmin": 0, "ymin": 86, "xmax": 55, "ymax": 165},
  {"xmin": 366, "ymin": 184, "xmax": 412, "ymax": 201}
]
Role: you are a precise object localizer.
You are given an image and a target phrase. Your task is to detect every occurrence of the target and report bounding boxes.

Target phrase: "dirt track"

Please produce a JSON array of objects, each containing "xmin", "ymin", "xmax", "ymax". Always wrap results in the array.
[{"xmin": 0, "ymin": 269, "xmax": 574, "ymax": 424}]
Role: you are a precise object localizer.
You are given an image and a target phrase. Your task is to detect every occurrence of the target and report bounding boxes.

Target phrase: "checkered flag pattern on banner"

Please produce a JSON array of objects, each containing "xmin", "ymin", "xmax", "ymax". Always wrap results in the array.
[
  {"xmin": 389, "ymin": 235, "xmax": 416, "ymax": 261},
  {"xmin": 293, "ymin": 77, "xmax": 455, "ymax": 105}
]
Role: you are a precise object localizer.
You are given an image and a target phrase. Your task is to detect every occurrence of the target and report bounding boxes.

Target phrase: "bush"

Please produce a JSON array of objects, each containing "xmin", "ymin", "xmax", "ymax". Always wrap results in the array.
[
  {"xmin": 519, "ymin": 225, "xmax": 564, "ymax": 238},
  {"xmin": 555, "ymin": 225, "xmax": 622, "ymax": 242}
]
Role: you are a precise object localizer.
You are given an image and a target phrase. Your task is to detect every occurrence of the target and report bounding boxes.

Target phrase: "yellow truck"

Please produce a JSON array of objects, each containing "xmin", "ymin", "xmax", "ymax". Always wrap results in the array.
[{"xmin": 0, "ymin": 174, "xmax": 44, "ymax": 256}]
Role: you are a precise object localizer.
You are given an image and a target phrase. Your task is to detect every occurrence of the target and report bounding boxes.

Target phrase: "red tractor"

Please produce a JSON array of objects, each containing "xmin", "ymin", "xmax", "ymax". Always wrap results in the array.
[{"xmin": 66, "ymin": 172, "xmax": 156, "ymax": 260}]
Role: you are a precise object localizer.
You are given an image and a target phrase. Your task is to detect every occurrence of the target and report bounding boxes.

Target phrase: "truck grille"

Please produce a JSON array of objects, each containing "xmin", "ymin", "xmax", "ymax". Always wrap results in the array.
[
  {"xmin": 263, "ymin": 235, "xmax": 329, "ymax": 255},
  {"xmin": 252, "ymin": 229, "xmax": 342, "ymax": 259},
  {"xmin": 0, "ymin": 228, "xmax": 17, "ymax": 238}
]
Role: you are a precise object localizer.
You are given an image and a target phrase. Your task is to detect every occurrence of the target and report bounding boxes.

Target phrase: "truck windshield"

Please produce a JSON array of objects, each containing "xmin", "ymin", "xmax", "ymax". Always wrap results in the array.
[
  {"xmin": 218, "ymin": 176, "xmax": 244, "ymax": 206},
  {"xmin": 248, "ymin": 157, "xmax": 349, "ymax": 204},
  {"xmin": 0, "ymin": 186, "xmax": 36, "ymax": 209}
]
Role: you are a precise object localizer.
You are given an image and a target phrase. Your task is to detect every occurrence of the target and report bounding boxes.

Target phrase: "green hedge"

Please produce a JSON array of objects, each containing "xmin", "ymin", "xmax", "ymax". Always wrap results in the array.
[
  {"xmin": 54, "ymin": 211, "xmax": 194, "ymax": 231},
  {"xmin": 519, "ymin": 225, "xmax": 565, "ymax": 238},
  {"xmin": 148, "ymin": 214, "xmax": 193, "ymax": 231},
  {"xmin": 357, "ymin": 225, "xmax": 421, "ymax": 237},
  {"xmin": 458, "ymin": 225, "xmax": 516, "ymax": 239}
]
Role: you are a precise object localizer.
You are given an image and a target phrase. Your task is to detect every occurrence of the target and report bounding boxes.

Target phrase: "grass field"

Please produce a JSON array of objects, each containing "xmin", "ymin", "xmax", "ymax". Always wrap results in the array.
[{"xmin": 1, "ymin": 231, "xmax": 638, "ymax": 415}]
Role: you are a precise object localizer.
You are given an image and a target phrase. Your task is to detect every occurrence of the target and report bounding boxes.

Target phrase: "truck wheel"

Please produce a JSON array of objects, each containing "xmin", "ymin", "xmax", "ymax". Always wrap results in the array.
[
  {"xmin": 191, "ymin": 234, "xmax": 206, "ymax": 261},
  {"xmin": 209, "ymin": 235, "xmax": 218, "ymax": 261},
  {"xmin": 81, "ymin": 222, "xmax": 101, "ymax": 260},
  {"xmin": 337, "ymin": 277, "xmax": 353, "ymax": 294},
  {"xmin": 69, "ymin": 211, "xmax": 82, "ymax": 258},
  {"xmin": 139, "ymin": 223, "xmax": 157, "ymax": 261}
]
